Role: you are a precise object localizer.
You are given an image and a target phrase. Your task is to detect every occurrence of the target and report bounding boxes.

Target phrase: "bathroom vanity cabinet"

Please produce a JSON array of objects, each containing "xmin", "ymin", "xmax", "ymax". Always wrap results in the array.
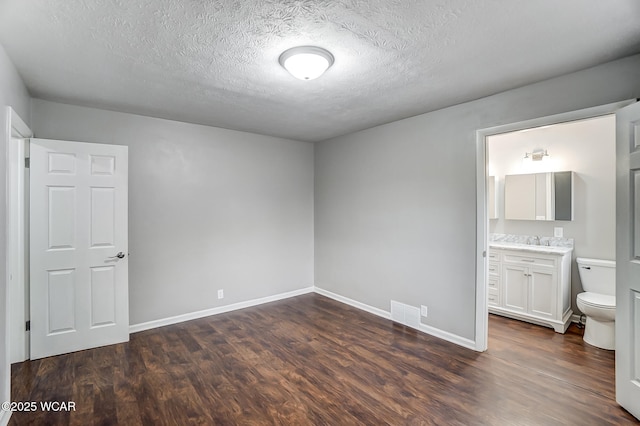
[{"xmin": 488, "ymin": 244, "xmax": 573, "ymax": 333}]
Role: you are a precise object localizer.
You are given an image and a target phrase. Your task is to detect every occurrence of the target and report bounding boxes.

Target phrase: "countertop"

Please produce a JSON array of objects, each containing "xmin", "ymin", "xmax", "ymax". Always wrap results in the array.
[{"xmin": 489, "ymin": 242, "xmax": 573, "ymax": 255}]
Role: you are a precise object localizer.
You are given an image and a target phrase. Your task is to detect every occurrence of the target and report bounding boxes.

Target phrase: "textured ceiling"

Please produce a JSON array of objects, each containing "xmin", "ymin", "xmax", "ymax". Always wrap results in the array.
[{"xmin": 1, "ymin": 0, "xmax": 639, "ymax": 142}]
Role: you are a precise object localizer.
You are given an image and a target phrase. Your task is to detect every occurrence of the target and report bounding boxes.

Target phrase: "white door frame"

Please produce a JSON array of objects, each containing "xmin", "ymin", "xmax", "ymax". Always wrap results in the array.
[
  {"xmin": 6, "ymin": 107, "xmax": 32, "ymax": 364},
  {"xmin": 6, "ymin": 108, "xmax": 31, "ymax": 364},
  {"xmin": 4, "ymin": 107, "xmax": 32, "ymax": 425},
  {"xmin": 474, "ymin": 99, "xmax": 635, "ymax": 351}
]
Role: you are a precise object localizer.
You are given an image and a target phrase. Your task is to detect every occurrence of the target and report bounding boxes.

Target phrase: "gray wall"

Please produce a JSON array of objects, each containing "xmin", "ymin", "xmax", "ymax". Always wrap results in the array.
[
  {"xmin": 32, "ymin": 99, "xmax": 314, "ymax": 325},
  {"xmin": 314, "ymin": 54, "xmax": 640, "ymax": 341},
  {"xmin": 0, "ymin": 43, "xmax": 31, "ymax": 420},
  {"xmin": 488, "ymin": 115, "xmax": 616, "ymax": 315}
]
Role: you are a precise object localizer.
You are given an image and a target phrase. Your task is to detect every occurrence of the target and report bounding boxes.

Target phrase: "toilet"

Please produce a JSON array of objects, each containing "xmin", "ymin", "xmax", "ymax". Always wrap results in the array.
[{"xmin": 576, "ymin": 258, "xmax": 616, "ymax": 350}]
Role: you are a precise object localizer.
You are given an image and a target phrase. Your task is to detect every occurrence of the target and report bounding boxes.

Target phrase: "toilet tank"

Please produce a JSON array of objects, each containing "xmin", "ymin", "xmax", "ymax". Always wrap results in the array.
[{"xmin": 577, "ymin": 257, "xmax": 616, "ymax": 296}]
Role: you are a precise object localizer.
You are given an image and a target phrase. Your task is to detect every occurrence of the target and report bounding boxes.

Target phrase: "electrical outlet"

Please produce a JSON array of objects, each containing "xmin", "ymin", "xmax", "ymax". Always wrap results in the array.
[
  {"xmin": 554, "ymin": 227, "xmax": 563, "ymax": 238},
  {"xmin": 421, "ymin": 305, "xmax": 428, "ymax": 317},
  {"xmin": 217, "ymin": 289, "xmax": 224, "ymax": 299}
]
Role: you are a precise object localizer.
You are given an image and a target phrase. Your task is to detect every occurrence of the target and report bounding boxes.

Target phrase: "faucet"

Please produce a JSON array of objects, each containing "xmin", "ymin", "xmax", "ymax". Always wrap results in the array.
[{"xmin": 534, "ymin": 236, "xmax": 540, "ymax": 245}]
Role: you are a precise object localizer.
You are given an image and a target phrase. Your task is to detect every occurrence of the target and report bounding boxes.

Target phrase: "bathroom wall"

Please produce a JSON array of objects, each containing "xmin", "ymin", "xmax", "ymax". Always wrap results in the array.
[
  {"xmin": 488, "ymin": 115, "xmax": 616, "ymax": 314},
  {"xmin": 0, "ymin": 43, "xmax": 31, "ymax": 425},
  {"xmin": 31, "ymin": 99, "xmax": 314, "ymax": 326},
  {"xmin": 315, "ymin": 54, "xmax": 640, "ymax": 342}
]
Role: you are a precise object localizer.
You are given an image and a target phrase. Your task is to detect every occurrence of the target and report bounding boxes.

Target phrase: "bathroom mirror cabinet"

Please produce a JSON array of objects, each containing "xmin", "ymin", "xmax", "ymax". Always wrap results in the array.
[{"xmin": 504, "ymin": 171, "xmax": 573, "ymax": 221}]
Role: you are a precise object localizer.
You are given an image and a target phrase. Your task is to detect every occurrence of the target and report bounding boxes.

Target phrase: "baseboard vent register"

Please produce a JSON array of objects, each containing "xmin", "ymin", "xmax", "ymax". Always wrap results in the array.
[{"xmin": 391, "ymin": 300, "xmax": 421, "ymax": 329}]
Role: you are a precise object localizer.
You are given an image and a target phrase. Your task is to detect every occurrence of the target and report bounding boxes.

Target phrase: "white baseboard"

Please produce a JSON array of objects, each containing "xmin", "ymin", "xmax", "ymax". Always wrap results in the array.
[
  {"xmin": 414, "ymin": 322, "xmax": 477, "ymax": 351},
  {"xmin": 313, "ymin": 287, "xmax": 477, "ymax": 351},
  {"xmin": 129, "ymin": 286, "xmax": 314, "ymax": 333},
  {"xmin": 313, "ymin": 287, "xmax": 391, "ymax": 319},
  {"xmin": 1, "ymin": 410, "xmax": 11, "ymax": 426},
  {"xmin": 129, "ymin": 285, "xmax": 477, "ymax": 352},
  {"xmin": 571, "ymin": 313, "xmax": 585, "ymax": 324}
]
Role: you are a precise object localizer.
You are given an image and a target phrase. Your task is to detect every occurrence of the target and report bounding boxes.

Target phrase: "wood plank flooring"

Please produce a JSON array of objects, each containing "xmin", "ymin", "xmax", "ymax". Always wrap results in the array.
[{"xmin": 10, "ymin": 294, "xmax": 638, "ymax": 425}]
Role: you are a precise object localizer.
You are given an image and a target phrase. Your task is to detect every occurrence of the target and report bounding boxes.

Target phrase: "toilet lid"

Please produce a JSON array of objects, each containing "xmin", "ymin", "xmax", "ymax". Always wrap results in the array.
[{"xmin": 577, "ymin": 292, "xmax": 616, "ymax": 309}]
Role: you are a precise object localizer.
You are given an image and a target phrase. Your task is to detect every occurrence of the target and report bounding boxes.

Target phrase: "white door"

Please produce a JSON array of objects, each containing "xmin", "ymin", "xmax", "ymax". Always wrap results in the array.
[
  {"xmin": 616, "ymin": 101, "xmax": 640, "ymax": 419},
  {"xmin": 30, "ymin": 138, "xmax": 129, "ymax": 359}
]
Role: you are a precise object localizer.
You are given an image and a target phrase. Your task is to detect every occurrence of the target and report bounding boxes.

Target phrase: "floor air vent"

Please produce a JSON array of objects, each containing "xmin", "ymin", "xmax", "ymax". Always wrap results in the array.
[{"xmin": 390, "ymin": 300, "xmax": 421, "ymax": 329}]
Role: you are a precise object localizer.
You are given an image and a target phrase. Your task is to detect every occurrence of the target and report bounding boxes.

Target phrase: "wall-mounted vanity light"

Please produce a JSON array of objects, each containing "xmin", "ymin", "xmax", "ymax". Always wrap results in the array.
[{"xmin": 523, "ymin": 149, "xmax": 550, "ymax": 161}]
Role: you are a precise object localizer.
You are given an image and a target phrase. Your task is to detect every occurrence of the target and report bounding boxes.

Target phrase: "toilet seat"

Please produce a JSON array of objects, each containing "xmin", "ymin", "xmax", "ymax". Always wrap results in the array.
[{"xmin": 577, "ymin": 292, "xmax": 615, "ymax": 309}]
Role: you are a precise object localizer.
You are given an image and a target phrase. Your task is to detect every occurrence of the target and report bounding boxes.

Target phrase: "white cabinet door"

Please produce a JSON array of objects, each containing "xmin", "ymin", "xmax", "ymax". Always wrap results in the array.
[
  {"xmin": 503, "ymin": 264, "xmax": 528, "ymax": 313},
  {"xmin": 504, "ymin": 174, "xmax": 536, "ymax": 220},
  {"xmin": 529, "ymin": 267, "xmax": 556, "ymax": 319},
  {"xmin": 30, "ymin": 138, "xmax": 129, "ymax": 359}
]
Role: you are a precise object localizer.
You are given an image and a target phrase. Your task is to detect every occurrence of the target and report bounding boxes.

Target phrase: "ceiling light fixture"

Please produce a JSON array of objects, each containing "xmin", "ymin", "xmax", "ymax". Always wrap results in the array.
[
  {"xmin": 524, "ymin": 149, "xmax": 550, "ymax": 161},
  {"xmin": 279, "ymin": 46, "xmax": 334, "ymax": 81}
]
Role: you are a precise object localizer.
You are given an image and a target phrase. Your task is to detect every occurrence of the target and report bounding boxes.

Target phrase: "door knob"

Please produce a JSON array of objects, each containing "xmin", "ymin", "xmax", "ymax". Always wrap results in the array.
[{"xmin": 109, "ymin": 252, "xmax": 126, "ymax": 259}]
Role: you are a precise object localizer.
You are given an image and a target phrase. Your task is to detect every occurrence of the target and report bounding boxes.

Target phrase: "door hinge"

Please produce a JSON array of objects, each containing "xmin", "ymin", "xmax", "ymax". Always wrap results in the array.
[
  {"xmin": 25, "ymin": 157, "xmax": 30, "ymax": 168},
  {"xmin": 25, "ymin": 320, "xmax": 30, "ymax": 331}
]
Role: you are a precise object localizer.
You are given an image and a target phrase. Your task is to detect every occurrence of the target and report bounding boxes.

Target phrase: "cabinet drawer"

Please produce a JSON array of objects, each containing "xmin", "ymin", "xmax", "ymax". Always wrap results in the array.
[
  {"xmin": 488, "ymin": 261, "xmax": 500, "ymax": 276},
  {"xmin": 488, "ymin": 251, "xmax": 501, "ymax": 261},
  {"xmin": 488, "ymin": 276, "xmax": 499, "ymax": 289},
  {"xmin": 488, "ymin": 288, "xmax": 500, "ymax": 306},
  {"xmin": 503, "ymin": 254, "xmax": 555, "ymax": 268}
]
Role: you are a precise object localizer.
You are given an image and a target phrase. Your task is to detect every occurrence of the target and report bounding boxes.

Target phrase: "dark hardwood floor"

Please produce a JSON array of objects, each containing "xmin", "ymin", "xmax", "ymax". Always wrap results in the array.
[{"xmin": 10, "ymin": 294, "xmax": 638, "ymax": 425}]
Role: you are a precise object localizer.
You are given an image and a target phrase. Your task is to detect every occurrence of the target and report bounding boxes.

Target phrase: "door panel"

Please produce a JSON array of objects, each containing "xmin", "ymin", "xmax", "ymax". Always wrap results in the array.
[
  {"xmin": 634, "ymin": 292, "xmax": 640, "ymax": 385},
  {"xmin": 30, "ymin": 138, "xmax": 129, "ymax": 360},
  {"xmin": 90, "ymin": 266, "xmax": 117, "ymax": 326},
  {"xmin": 90, "ymin": 187, "xmax": 116, "ymax": 247},
  {"xmin": 616, "ymin": 101, "xmax": 640, "ymax": 419},
  {"xmin": 47, "ymin": 269, "xmax": 75, "ymax": 333},
  {"xmin": 48, "ymin": 186, "xmax": 76, "ymax": 249},
  {"xmin": 503, "ymin": 265, "xmax": 528, "ymax": 312},
  {"xmin": 634, "ymin": 171, "xmax": 640, "ymax": 258},
  {"xmin": 529, "ymin": 268, "xmax": 556, "ymax": 319}
]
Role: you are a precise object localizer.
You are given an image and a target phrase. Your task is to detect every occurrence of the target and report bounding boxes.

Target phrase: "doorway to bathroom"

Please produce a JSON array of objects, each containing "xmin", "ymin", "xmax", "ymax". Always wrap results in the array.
[
  {"xmin": 486, "ymin": 113, "xmax": 615, "ymax": 330},
  {"xmin": 474, "ymin": 100, "xmax": 633, "ymax": 351},
  {"xmin": 477, "ymin": 99, "xmax": 640, "ymax": 420}
]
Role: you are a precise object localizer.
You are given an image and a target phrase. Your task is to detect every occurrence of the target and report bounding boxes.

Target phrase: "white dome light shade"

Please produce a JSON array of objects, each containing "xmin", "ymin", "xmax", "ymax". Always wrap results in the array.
[{"xmin": 279, "ymin": 46, "xmax": 334, "ymax": 80}]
